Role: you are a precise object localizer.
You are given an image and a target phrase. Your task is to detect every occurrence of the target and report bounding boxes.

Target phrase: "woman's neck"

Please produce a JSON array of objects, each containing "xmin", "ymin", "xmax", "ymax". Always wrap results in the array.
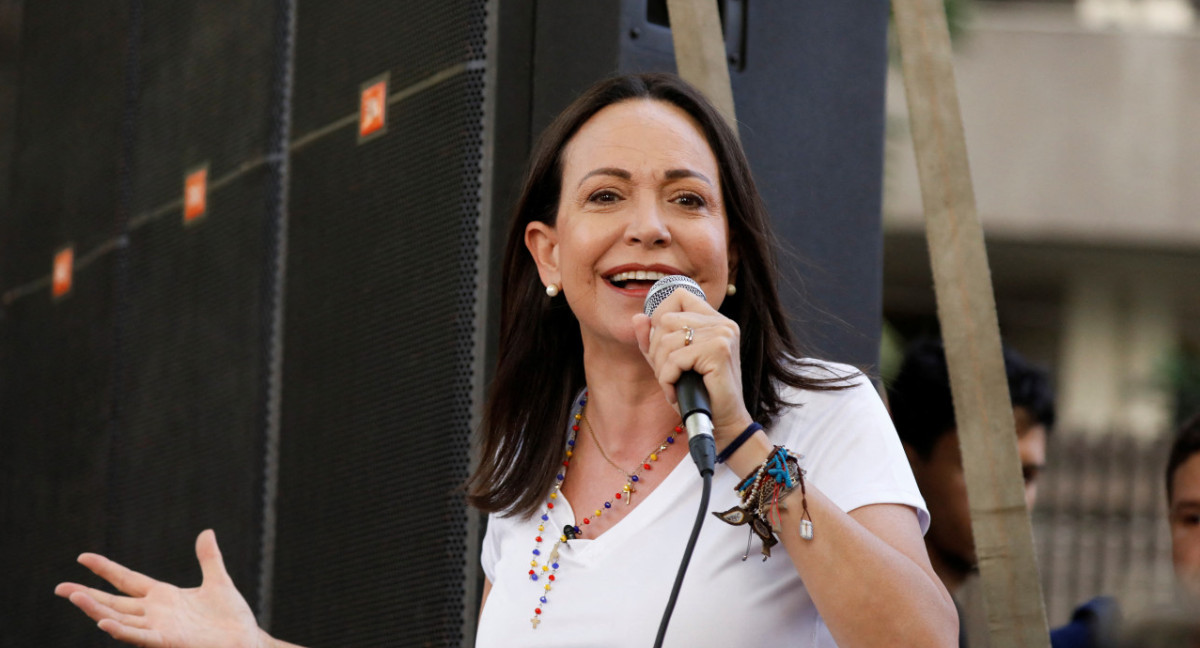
[{"xmin": 580, "ymin": 339, "xmax": 680, "ymax": 459}]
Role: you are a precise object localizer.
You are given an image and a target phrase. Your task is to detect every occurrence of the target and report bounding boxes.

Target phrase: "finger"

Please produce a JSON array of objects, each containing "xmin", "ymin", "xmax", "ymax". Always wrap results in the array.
[
  {"xmin": 196, "ymin": 529, "xmax": 231, "ymax": 586},
  {"xmin": 652, "ymin": 288, "xmax": 712, "ymax": 321},
  {"xmin": 57, "ymin": 583, "xmax": 145, "ymax": 615},
  {"xmin": 55, "ymin": 582, "xmax": 86, "ymax": 599},
  {"xmin": 98, "ymin": 618, "xmax": 161, "ymax": 647},
  {"xmin": 78, "ymin": 553, "xmax": 156, "ymax": 597},
  {"xmin": 664, "ymin": 335, "xmax": 733, "ymax": 391},
  {"xmin": 651, "ymin": 323, "xmax": 698, "ymax": 366},
  {"xmin": 657, "ymin": 349, "xmax": 688, "ymax": 387},
  {"xmin": 631, "ymin": 313, "xmax": 652, "ymax": 356},
  {"xmin": 68, "ymin": 591, "xmax": 148, "ymax": 629},
  {"xmin": 65, "ymin": 590, "xmax": 117, "ymax": 624},
  {"xmin": 656, "ymin": 310, "xmax": 720, "ymax": 333},
  {"xmin": 651, "ymin": 326, "xmax": 707, "ymax": 401},
  {"xmin": 654, "ymin": 350, "xmax": 687, "ymax": 406}
]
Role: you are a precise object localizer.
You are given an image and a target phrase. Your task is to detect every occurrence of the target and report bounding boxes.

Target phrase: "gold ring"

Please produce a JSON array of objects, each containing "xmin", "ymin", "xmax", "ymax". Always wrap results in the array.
[{"xmin": 682, "ymin": 326, "xmax": 694, "ymax": 346}]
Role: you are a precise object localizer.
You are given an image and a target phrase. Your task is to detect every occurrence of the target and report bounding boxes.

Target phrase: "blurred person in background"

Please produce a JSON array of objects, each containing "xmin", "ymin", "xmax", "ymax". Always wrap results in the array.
[
  {"xmin": 888, "ymin": 339, "xmax": 1054, "ymax": 597},
  {"xmin": 1167, "ymin": 412, "xmax": 1200, "ymax": 600},
  {"xmin": 1106, "ymin": 422, "xmax": 1200, "ymax": 648},
  {"xmin": 888, "ymin": 340, "xmax": 1099, "ymax": 643}
]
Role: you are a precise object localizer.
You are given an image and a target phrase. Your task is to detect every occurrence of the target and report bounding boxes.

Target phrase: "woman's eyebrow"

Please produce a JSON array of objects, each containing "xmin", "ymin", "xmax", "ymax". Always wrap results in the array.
[
  {"xmin": 664, "ymin": 168, "xmax": 713, "ymax": 186},
  {"xmin": 576, "ymin": 167, "xmax": 714, "ymax": 189},
  {"xmin": 577, "ymin": 167, "xmax": 631, "ymax": 188}
]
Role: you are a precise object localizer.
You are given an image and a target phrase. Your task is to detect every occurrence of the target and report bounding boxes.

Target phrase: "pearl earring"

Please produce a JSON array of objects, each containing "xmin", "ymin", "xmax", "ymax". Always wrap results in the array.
[
  {"xmin": 726, "ymin": 283, "xmax": 737, "ymax": 297},
  {"xmin": 545, "ymin": 283, "xmax": 560, "ymax": 297}
]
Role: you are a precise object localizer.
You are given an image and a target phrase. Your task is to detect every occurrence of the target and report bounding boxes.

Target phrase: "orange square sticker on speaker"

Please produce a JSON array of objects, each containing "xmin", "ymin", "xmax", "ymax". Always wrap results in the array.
[
  {"xmin": 184, "ymin": 166, "xmax": 208, "ymax": 224},
  {"xmin": 52, "ymin": 246, "xmax": 74, "ymax": 299},
  {"xmin": 359, "ymin": 74, "xmax": 388, "ymax": 141}
]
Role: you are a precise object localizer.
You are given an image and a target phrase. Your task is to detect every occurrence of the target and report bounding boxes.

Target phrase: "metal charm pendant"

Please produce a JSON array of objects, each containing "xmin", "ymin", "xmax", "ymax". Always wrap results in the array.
[
  {"xmin": 750, "ymin": 516, "xmax": 777, "ymax": 559},
  {"xmin": 800, "ymin": 519, "xmax": 814, "ymax": 541},
  {"xmin": 713, "ymin": 505, "xmax": 750, "ymax": 525}
]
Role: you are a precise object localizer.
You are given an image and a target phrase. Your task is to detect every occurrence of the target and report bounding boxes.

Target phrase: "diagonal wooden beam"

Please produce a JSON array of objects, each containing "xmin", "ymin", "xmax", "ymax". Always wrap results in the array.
[
  {"xmin": 892, "ymin": 0, "xmax": 1050, "ymax": 646},
  {"xmin": 665, "ymin": 0, "xmax": 738, "ymax": 137}
]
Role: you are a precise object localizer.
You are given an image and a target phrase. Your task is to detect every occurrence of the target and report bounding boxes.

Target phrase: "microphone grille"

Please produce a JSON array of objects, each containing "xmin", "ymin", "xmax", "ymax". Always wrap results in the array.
[{"xmin": 643, "ymin": 275, "xmax": 706, "ymax": 316}]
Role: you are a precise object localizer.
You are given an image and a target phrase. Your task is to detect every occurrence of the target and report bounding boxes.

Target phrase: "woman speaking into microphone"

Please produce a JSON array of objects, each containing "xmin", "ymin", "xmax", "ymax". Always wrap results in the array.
[{"xmin": 56, "ymin": 73, "xmax": 956, "ymax": 647}]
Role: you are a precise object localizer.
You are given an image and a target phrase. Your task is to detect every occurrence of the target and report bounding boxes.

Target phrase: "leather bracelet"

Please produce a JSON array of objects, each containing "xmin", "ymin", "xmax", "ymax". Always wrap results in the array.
[{"xmin": 715, "ymin": 421, "xmax": 763, "ymax": 464}]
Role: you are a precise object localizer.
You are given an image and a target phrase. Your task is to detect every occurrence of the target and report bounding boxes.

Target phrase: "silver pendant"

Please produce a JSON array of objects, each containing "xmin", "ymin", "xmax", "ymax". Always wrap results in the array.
[{"xmin": 800, "ymin": 519, "xmax": 814, "ymax": 541}]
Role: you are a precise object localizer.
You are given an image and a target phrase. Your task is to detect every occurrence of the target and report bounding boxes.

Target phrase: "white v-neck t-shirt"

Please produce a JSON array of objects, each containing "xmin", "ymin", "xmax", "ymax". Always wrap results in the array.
[{"xmin": 477, "ymin": 363, "xmax": 929, "ymax": 647}]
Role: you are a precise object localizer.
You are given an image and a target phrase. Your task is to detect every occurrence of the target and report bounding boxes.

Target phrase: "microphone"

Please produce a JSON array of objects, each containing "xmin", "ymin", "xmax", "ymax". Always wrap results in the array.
[{"xmin": 644, "ymin": 276, "xmax": 716, "ymax": 477}]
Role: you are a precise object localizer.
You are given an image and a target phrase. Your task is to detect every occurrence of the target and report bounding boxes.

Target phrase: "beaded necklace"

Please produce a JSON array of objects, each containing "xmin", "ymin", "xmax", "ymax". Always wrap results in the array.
[{"xmin": 526, "ymin": 391, "xmax": 681, "ymax": 629}]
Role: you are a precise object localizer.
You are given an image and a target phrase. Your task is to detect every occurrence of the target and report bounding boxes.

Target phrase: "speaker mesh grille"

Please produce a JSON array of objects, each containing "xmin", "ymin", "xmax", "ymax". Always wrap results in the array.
[
  {"xmin": 0, "ymin": 2, "xmax": 126, "ymax": 644},
  {"xmin": 103, "ymin": 0, "xmax": 280, "ymax": 615},
  {"xmin": 0, "ymin": 256, "xmax": 117, "ymax": 645},
  {"xmin": 273, "ymin": 2, "xmax": 486, "ymax": 644},
  {"xmin": 3, "ymin": 1, "xmax": 487, "ymax": 644},
  {"xmin": 0, "ymin": 0, "xmax": 127, "ymax": 287},
  {"xmin": 108, "ymin": 168, "xmax": 272, "ymax": 610}
]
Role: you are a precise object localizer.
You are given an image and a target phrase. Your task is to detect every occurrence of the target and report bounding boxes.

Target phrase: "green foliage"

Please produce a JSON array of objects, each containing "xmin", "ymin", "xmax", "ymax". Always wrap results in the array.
[
  {"xmin": 1162, "ymin": 344, "xmax": 1200, "ymax": 428},
  {"xmin": 943, "ymin": 0, "xmax": 972, "ymax": 40},
  {"xmin": 888, "ymin": 0, "xmax": 975, "ymax": 69}
]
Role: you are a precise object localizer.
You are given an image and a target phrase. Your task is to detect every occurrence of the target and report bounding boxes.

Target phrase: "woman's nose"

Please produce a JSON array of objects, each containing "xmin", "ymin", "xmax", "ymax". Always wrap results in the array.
[{"xmin": 625, "ymin": 200, "xmax": 671, "ymax": 247}]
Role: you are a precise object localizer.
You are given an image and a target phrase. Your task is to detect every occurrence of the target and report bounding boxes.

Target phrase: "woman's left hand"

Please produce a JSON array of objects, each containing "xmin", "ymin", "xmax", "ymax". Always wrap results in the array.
[{"xmin": 632, "ymin": 288, "xmax": 753, "ymax": 443}]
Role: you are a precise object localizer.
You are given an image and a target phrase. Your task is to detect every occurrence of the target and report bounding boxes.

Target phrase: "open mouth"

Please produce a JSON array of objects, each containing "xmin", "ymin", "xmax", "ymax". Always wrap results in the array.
[{"xmin": 605, "ymin": 270, "xmax": 669, "ymax": 290}]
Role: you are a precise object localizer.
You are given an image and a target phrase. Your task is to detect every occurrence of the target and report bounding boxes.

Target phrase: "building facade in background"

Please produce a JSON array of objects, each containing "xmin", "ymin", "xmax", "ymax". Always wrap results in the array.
[{"xmin": 884, "ymin": 0, "xmax": 1200, "ymax": 440}]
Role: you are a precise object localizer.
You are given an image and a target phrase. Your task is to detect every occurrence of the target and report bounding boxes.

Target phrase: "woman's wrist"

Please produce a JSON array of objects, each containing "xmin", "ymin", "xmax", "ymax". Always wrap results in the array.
[
  {"xmin": 722, "ymin": 431, "xmax": 773, "ymax": 480},
  {"xmin": 716, "ymin": 421, "xmax": 763, "ymax": 464}
]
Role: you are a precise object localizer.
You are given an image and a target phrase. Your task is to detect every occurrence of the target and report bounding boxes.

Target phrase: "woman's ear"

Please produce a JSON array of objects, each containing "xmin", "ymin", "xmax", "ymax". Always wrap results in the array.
[{"xmin": 525, "ymin": 221, "xmax": 560, "ymax": 288}]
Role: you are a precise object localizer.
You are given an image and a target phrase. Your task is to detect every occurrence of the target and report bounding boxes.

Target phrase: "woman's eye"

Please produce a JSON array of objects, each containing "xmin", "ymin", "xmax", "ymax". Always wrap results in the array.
[
  {"xmin": 673, "ymin": 193, "xmax": 706, "ymax": 208},
  {"xmin": 588, "ymin": 190, "xmax": 620, "ymax": 203}
]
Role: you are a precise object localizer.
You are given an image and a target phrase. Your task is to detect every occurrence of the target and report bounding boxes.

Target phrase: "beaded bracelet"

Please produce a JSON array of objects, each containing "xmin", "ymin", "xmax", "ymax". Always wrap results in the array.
[
  {"xmin": 715, "ymin": 421, "xmax": 763, "ymax": 464},
  {"xmin": 712, "ymin": 445, "xmax": 813, "ymax": 560}
]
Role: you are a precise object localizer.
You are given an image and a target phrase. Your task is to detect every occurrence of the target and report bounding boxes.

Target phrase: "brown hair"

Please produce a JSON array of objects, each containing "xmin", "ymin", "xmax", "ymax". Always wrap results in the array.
[{"xmin": 466, "ymin": 73, "xmax": 853, "ymax": 517}]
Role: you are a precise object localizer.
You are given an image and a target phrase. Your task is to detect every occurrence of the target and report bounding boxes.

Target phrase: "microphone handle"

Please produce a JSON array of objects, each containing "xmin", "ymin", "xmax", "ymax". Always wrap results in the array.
[
  {"xmin": 675, "ymin": 370, "xmax": 710, "ymax": 422},
  {"xmin": 676, "ymin": 371, "xmax": 716, "ymax": 476}
]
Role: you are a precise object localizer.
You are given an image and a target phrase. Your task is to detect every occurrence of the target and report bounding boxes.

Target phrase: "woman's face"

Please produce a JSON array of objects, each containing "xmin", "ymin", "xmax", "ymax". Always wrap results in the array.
[{"xmin": 526, "ymin": 99, "xmax": 734, "ymax": 349}]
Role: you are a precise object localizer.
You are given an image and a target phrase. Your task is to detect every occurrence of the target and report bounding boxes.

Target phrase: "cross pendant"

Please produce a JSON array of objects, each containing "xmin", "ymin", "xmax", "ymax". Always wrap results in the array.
[
  {"xmin": 531, "ymin": 617, "xmax": 541, "ymax": 629},
  {"xmin": 626, "ymin": 485, "xmax": 636, "ymax": 506}
]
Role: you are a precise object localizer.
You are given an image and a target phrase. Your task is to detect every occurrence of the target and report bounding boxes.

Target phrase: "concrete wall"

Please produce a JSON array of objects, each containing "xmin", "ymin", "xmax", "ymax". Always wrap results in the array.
[{"xmin": 885, "ymin": 1, "xmax": 1200, "ymax": 248}]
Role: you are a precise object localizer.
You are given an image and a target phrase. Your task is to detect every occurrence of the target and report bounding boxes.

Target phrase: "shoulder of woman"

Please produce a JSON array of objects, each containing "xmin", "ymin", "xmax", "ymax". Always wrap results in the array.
[
  {"xmin": 787, "ymin": 356, "xmax": 865, "ymax": 382},
  {"xmin": 771, "ymin": 357, "xmax": 883, "ymax": 424},
  {"xmin": 775, "ymin": 356, "xmax": 872, "ymax": 398}
]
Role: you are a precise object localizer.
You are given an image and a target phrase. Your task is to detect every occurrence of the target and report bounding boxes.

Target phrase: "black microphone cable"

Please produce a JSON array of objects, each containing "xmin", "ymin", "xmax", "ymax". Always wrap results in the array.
[
  {"xmin": 643, "ymin": 275, "xmax": 719, "ymax": 647},
  {"xmin": 652, "ymin": 434, "xmax": 715, "ymax": 648}
]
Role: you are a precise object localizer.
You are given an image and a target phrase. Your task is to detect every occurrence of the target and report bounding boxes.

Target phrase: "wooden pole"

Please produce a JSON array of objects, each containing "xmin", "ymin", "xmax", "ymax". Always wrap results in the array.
[
  {"xmin": 892, "ymin": 0, "xmax": 1050, "ymax": 646},
  {"xmin": 665, "ymin": 0, "xmax": 738, "ymax": 137}
]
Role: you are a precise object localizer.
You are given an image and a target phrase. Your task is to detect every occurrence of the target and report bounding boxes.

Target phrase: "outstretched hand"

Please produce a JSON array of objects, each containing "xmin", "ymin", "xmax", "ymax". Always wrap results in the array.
[{"xmin": 55, "ymin": 529, "xmax": 266, "ymax": 648}]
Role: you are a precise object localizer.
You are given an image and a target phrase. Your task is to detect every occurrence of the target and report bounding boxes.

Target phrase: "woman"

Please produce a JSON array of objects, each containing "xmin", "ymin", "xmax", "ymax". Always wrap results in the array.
[{"xmin": 55, "ymin": 73, "xmax": 956, "ymax": 647}]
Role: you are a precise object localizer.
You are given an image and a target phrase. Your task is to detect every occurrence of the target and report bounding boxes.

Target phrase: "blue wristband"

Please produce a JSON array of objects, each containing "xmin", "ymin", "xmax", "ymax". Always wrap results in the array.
[{"xmin": 715, "ymin": 421, "xmax": 763, "ymax": 464}]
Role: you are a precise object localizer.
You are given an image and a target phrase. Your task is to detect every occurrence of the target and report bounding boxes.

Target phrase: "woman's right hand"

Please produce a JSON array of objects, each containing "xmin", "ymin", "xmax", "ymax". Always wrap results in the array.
[{"xmin": 55, "ymin": 529, "xmax": 267, "ymax": 648}]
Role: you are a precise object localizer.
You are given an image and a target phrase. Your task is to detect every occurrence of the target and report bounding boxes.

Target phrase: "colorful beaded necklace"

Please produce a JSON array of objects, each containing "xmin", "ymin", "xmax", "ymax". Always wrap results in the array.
[{"xmin": 527, "ymin": 390, "xmax": 681, "ymax": 629}]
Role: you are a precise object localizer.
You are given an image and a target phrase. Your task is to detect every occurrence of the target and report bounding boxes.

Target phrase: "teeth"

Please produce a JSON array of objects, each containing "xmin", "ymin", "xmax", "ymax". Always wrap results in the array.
[{"xmin": 608, "ymin": 270, "xmax": 669, "ymax": 282}]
